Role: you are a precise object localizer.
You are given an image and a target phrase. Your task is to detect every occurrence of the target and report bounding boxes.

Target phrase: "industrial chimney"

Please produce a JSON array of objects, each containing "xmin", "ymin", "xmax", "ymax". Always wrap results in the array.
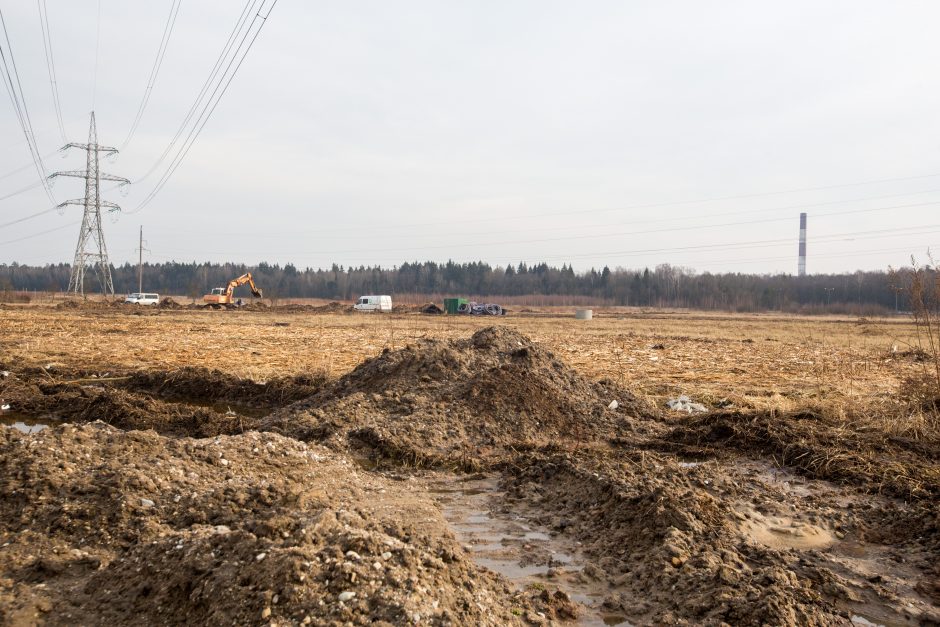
[{"xmin": 798, "ymin": 212, "xmax": 807, "ymax": 276}]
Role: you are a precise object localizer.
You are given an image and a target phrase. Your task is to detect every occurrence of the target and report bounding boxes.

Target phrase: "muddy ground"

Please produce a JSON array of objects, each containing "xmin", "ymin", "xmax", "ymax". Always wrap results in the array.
[{"xmin": 1, "ymin": 327, "xmax": 939, "ymax": 625}]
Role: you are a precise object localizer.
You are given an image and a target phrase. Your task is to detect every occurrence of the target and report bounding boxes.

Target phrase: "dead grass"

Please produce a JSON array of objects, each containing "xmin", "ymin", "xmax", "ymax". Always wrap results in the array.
[{"xmin": 0, "ymin": 305, "xmax": 926, "ymax": 422}]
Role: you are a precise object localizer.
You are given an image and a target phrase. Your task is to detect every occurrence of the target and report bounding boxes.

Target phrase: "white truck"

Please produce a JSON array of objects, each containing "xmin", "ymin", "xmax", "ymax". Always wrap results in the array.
[{"xmin": 354, "ymin": 295, "xmax": 392, "ymax": 312}]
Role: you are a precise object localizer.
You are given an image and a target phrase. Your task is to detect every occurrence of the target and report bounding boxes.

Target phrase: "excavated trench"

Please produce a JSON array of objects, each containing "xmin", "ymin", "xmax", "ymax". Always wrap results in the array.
[
  {"xmin": 423, "ymin": 473, "xmax": 632, "ymax": 626},
  {"xmin": 0, "ymin": 364, "xmax": 323, "ymax": 437}
]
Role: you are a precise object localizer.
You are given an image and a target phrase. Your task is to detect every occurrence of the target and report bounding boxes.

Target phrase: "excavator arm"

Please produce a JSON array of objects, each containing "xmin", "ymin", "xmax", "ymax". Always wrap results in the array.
[
  {"xmin": 226, "ymin": 273, "xmax": 263, "ymax": 298},
  {"xmin": 204, "ymin": 272, "xmax": 263, "ymax": 306}
]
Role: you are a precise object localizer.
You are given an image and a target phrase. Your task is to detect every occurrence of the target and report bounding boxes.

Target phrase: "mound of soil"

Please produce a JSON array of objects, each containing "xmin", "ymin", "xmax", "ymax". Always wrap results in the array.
[
  {"xmin": 157, "ymin": 297, "xmax": 183, "ymax": 310},
  {"xmin": 311, "ymin": 301, "xmax": 353, "ymax": 314},
  {"xmin": 263, "ymin": 326, "xmax": 658, "ymax": 466},
  {"xmin": 663, "ymin": 410, "xmax": 940, "ymax": 500},
  {"xmin": 0, "ymin": 424, "xmax": 533, "ymax": 625},
  {"xmin": 501, "ymin": 447, "xmax": 940, "ymax": 625}
]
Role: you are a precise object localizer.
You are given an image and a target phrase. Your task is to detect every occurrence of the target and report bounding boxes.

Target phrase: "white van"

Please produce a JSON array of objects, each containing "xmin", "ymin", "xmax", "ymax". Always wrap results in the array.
[
  {"xmin": 354, "ymin": 295, "xmax": 392, "ymax": 312},
  {"xmin": 125, "ymin": 292, "xmax": 160, "ymax": 306}
]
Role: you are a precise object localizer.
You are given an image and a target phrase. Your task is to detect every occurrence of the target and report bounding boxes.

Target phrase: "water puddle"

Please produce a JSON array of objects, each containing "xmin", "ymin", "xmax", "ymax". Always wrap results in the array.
[
  {"xmin": 425, "ymin": 474, "xmax": 632, "ymax": 626},
  {"xmin": 0, "ymin": 411, "xmax": 59, "ymax": 434},
  {"xmin": 171, "ymin": 398, "xmax": 270, "ymax": 418}
]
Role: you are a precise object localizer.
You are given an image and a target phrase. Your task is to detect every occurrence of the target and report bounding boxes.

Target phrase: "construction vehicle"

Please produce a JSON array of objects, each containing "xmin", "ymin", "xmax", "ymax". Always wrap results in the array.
[{"xmin": 203, "ymin": 272, "xmax": 263, "ymax": 308}]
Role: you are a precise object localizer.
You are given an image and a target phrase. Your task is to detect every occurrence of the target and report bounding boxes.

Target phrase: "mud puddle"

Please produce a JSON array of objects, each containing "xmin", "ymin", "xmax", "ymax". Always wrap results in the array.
[
  {"xmin": 0, "ymin": 410, "xmax": 59, "ymax": 434},
  {"xmin": 168, "ymin": 397, "xmax": 270, "ymax": 418},
  {"xmin": 425, "ymin": 474, "xmax": 632, "ymax": 626}
]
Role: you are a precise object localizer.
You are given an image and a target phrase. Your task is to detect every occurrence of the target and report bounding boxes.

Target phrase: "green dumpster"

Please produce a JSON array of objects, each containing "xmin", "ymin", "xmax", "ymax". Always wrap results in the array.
[{"xmin": 443, "ymin": 297, "xmax": 468, "ymax": 314}]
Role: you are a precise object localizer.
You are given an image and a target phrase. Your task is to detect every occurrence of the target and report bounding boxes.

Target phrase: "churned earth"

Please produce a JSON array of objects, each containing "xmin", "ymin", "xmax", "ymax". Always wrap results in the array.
[{"xmin": 1, "ymin": 324, "xmax": 938, "ymax": 625}]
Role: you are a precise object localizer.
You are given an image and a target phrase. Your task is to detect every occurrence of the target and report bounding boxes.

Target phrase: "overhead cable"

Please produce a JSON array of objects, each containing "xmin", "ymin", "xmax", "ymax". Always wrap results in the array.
[
  {"xmin": 0, "ymin": 7, "xmax": 57, "ymax": 205},
  {"xmin": 37, "ymin": 0, "xmax": 67, "ymax": 142},
  {"xmin": 131, "ymin": 0, "xmax": 259, "ymax": 184},
  {"xmin": 128, "ymin": 0, "xmax": 279, "ymax": 214},
  {"xmin": 120, "ymin": 0, "xmax": 183, "ymax": 150},
  {"xmin": 0, "ymin": 220, "xmax": 77, "ymax": 245}
]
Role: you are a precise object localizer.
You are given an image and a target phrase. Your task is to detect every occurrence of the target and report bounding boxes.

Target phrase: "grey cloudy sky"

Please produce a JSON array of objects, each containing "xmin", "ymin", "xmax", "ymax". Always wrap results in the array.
[{"xmin": 2, "ymin": 1, "xmax": 939, "ymax": 274}]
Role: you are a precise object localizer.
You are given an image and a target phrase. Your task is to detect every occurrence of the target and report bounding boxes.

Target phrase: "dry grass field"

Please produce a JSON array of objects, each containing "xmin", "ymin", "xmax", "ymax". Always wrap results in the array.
[{"xmin": 0, "ymin": 304, "xmax": 927, "ymax": 417}]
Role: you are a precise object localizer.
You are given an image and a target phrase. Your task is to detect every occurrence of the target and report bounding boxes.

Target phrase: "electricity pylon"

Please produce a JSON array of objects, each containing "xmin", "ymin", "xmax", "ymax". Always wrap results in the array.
[{"xmin": 50, "ymin": 112, "xmax": 129, "ymax": 297}]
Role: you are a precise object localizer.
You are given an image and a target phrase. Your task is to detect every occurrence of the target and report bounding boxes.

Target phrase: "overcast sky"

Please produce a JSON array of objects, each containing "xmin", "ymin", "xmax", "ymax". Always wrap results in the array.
[{"xmin": 2, "ymin": 1, "xmax": 939, "ymax": 274}]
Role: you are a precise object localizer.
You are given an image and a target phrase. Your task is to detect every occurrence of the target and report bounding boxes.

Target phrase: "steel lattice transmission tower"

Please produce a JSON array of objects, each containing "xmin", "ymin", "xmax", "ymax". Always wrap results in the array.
[{"xmin": 49, "ymin": 112, "xmax": 129, "ymax": 297}]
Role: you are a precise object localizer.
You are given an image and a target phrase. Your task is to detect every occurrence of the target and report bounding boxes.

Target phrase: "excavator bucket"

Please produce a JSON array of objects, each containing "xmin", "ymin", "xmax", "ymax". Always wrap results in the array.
[{"xmin": 251, "ymin": 287, "xmax": 263, "ymax": 298}]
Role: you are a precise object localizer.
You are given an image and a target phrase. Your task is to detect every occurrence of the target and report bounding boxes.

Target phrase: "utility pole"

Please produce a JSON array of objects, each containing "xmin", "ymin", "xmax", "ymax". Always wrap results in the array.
[
  {"xmin": 49, "ymin": 112, "xmax": 129, "ymax": 297},
  {"xmin": 136, "ymin": 225, "xmax": 150, "ymax": 293},
  {"xmin": 824, "ymin": 287, "xmax": 835, "ymax": 307},
  {"xmin": 891, "ymin": 285, "xmax": 904, "ymax": 313}
]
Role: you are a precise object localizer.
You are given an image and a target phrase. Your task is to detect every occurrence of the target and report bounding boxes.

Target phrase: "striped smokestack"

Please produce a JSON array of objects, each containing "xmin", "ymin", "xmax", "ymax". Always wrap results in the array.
[{"xmin": 798, "ymin": 212, "xmax": 807, "ymax": 276}]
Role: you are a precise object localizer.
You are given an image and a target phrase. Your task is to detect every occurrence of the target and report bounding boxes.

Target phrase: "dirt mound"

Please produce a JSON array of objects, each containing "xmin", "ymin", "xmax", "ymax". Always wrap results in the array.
[
  {"xmin": 0, "ymin": 424, "xmax": 532, "ymax": 625},
  {"xmin": 311, "ymin": 301, "xmax": 352, "ymax": 314},
  {"xmin": 263, "ymin": 326, "xmax": 657, "ymax": 466},
  {"xmin": 54, "ymin": 299, "xmax": 130, "ymax": 311},
  {"xmin": 663, "ymin": 410, "xmax": 940, "ymax": 500},
  {"xmin": 157, "ymin": 296, "xmax": 183, "ymax": 310},
  {"xmin": 501, "ymin": 448, "xmax": 907, "ymax": 625}
]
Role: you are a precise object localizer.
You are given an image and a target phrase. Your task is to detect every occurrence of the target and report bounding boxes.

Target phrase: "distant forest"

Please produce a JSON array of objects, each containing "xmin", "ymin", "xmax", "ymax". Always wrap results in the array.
[
  {"xmin": 0, "ymin": 261, "xmax": 932, "ymax": 312},
  {"xmin": 0, "ymin": 260, "xmax": 930, "ymax": 314}
]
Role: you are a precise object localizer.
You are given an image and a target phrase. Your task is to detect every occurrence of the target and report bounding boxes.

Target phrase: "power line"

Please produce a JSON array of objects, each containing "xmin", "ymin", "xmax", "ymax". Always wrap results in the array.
[
  {"xmin": 131, "ymin": 0, "xmax": 259, "ymax": 184},
  {"xmin": 0, "ymin": 149, "xmax": 58, "ymax": 183},
  {"xmin": 0, "ymin": 179, "xmax": 44, "ymax": 202},
  {"xmin": 91, "ymin": 0, "xmax": 101, "ymax": 110},
  {"xmin": 171, "ymin": 199, "xmax": 940, "ymax": 257},
  {"xmin": 484, "ymin": 224, "xmax": 940, "ymax": 266},
  {"xmin": 0, "ymin": 7, "xmax": 57, "ymax": 206},
  {"xmin": 120, "ymin": 0, "xmax": 183, "ymax": 150},
  {"xmin": 128, "ymin": 0, "xmax": 279, "ymax": 214},
  {"xmin": 0, "ymin": 220, "xmax": 77, "ymax": 246},
  {"xmin": 156, "ymin": 185, "xmax": 940, "ymax": 241},
  {"xmin": 0, "ymin": 204, "xmax": 58, "ymax": 228},
  {"xmin": 152, "ymin": 209, "xmax": 940, "ymax": 261},
  {"xmin": 37, "ymin": 0, "xmax": 66, "ymax": 143}
]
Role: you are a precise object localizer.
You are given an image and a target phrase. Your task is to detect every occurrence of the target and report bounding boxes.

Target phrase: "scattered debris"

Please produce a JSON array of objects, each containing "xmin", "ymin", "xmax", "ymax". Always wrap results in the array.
[
  {"xmin": 456, "ymin": 302, "xmax": 506, "ymax": 316},
  {"xmin": 420, "ymin": 303, "xmax": 444, "ymax": 314},
  {"xmin": 666, "ymin": 395, "xmax": 708, "ymax": 413}
]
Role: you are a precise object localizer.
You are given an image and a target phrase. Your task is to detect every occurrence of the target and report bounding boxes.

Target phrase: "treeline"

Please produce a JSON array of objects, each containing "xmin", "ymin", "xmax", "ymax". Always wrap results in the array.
[{"xmin": 0, "ymin": 259, "xmax": 931, "ymax": 313}]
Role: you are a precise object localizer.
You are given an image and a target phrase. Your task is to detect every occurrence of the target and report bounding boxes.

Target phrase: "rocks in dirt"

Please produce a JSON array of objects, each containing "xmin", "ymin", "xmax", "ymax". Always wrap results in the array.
[
  {"xmin": 263, "ymin": 326, "xmax": 658, "ymax": 465},
  {"xmin": 666, "ymin": 395, "xmax": 708, "ymax": 413},
  {"xmin": 0, "ymin": 423, "xmax": 532, "ymax": 626}
]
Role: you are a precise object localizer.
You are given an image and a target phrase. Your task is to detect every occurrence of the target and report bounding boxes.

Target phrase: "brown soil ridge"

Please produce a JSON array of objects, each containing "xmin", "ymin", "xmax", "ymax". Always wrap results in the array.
[
  {"xmin": 262, "ymin": 326, "xmax": 659, "ymax": 465},
  {"xmin": 0, "ymin": 365, "xmax": 329, "ymax": 438},
  {"xmin": 503, "ymin": 450, "xmax": 940, "ymax": 627},
  {"xmin": 663, "ymin": 410, "xmax": 940, "ymax": 500},
  {"xmin": 0, "ymin": 423, "xmax": 532, "ymax": 626}
]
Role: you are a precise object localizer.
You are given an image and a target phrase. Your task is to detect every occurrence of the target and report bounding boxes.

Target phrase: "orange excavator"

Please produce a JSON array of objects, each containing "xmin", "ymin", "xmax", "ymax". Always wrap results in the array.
[{"xmin": 203, "ymin": 272, "xmax": 263, "ymax": 308}]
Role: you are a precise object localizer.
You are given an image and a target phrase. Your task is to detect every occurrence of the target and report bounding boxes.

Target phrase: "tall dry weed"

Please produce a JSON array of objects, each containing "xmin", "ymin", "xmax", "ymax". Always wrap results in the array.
[{"xmin": 895, "ymin": 257, "xmax": 940, "ymax": 427}]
